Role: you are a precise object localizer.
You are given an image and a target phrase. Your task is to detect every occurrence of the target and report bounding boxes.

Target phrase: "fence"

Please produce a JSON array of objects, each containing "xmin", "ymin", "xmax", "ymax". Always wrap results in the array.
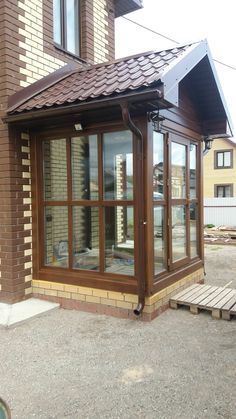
[{"xmin": 204, "ymin": 198, "xmax": 236, "ymax": 227}]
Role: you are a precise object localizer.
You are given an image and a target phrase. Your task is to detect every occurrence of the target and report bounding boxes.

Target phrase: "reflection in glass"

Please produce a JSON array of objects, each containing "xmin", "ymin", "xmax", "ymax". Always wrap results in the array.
[
  {"xmin": 71, "ymin": 136, "xmax": 98, "ymax": 200},
  {"xmin": 105, "ymin": 207, "xmax": 134, "ymax": 275},
  {"xmin": 153, "ymin": 132, "xmax": 164, "ymax": 200},
  {"xmin": 53, "ymin": 0, "xmax": 61, "ymax": 45},
  {"xmin": 43, "ymin": 139, "xmax": 67, "ymax": 201},
  {"xmin": 44, "ymin": 207, "xmax": 68, "ymax": 267},
  {"xmin": 172, "ymin": 205, "xmax": 187, "ymax": 261},
  {"xmin": 190, "ymin": 203, "xmax": 198, "ymax": 257},
  {"xmin": 217, "ymin": 151, "xmax": 231, "ymax": 167},
  {"xmin": 65, "ymin": 0, "xmax": 80, "ymax": 55},
  {"xmin": 103, "ymin": 131, "xmax": 133, "ymax": 200},
  {"xmin": 224, "ymin": 152, "xmax": 231, "ymax": 166},
  {"xmin": 171, "ymin": 142, "xmax": 186, "ymax": 198},
  {"xmin": 190, "ymin": 144, "xmax": 197, "ymax": 199},
  {"xmin": 73, "ymin": 207, "xmax": 99, "ymax": 270},
  {"xmin": 154, "ymin": 207, "xmax": 166, "ymax": 274}
]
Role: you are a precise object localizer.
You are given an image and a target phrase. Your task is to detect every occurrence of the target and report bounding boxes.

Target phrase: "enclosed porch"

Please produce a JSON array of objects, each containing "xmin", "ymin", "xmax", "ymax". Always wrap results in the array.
[{"xmin": 5, "ymin": 40, "xmax": 232, "ymax": 319}]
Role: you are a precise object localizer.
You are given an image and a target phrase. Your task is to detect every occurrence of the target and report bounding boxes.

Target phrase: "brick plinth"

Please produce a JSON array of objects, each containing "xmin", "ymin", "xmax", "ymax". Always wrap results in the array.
[{"xmin": 32, "ymin": 268, "xmax": 204, "ymax": 321}]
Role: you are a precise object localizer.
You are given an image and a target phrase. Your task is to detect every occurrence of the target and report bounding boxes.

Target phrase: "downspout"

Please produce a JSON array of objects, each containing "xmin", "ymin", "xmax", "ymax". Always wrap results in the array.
[{"xmin": 120, "ymin": 102, "xmax": 145, "ymax": 316}]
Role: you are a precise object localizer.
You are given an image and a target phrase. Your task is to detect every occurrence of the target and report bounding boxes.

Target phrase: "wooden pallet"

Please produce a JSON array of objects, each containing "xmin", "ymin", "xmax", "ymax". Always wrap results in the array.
[{"xmin": 170, "ymin": 284, "xmax": 236, "ymax": 320}]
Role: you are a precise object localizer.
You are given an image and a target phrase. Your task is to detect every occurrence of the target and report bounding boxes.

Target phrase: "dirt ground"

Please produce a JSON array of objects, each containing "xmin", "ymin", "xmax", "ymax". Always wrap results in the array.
[{"xmin": 1, "ymin": 245, "xmax": 236, "ymax": 419}]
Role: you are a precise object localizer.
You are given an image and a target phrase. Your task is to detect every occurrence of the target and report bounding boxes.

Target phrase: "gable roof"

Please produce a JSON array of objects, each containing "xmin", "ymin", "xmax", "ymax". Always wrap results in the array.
[
  {"xmin": 6, "ymin": 40, "xmax": 233, "ymax": 138},
  {"xmin": 8, "ymin": 44, "xmax": 190, "ymax": 114}
]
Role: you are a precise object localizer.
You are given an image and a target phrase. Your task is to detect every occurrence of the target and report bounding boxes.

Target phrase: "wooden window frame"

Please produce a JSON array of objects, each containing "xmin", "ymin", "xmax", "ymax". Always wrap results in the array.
[
  {"xmin": 214, "ymin": 149, "xmax": 233, "ymax": 169},
  {"xmin": 31, "ymin": 124, "xmax": 141, "ymax": 294},
  {"xmin": 53, "ymin": 0, "xmax": 81, "ymax": 57},
  {"xmin": 214, "ymin": 184, "xmax": 233, "ymax": 198},
  {"xmin": 31, "ymin": 120, "xmax": 203, "ymax": 296},
  {"xmin": 146, "ymin": 124, "xmax": 201, "ymax": 290}
]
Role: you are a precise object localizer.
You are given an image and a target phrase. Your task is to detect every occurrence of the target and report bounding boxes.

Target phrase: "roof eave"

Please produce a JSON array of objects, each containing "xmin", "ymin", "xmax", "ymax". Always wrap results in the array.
[
  {"xmin": 7, "ymin": 63, "xmax": 82, "ymax": 114},
  {"xmin": 4, "ymin": 87, "xmax": 163, "ymax": 124}
]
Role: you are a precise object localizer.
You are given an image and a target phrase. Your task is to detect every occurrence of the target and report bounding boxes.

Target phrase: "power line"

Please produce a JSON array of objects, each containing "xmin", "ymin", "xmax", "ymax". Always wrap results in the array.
[
  {"xmin": 122, "ymin": 16, "xmax": 179, "ymax": 45},
  {"xmin": 122, "ymin": 16, "xmax": 236, "ymax": 71},
  {"xmin": 213, "ymin": 58, "xmax": 236, "ymax": 71}
]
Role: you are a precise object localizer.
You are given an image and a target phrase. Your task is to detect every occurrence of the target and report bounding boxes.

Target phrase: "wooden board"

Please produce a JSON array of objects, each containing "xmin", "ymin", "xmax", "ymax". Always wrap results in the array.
[{"xmin": 221, "ymin": 294, "xmax": 236, "ymax": 320}]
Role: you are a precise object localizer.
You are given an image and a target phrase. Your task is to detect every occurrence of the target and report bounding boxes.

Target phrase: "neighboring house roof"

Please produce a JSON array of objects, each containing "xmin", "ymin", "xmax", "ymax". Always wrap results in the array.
[
  {"xmin": 6, "ymin": 40, "xmax": 233, "ymax": 138},
  {"xmin": 217, "ymin": 138, "xmax": 236, "ymax": 147}
]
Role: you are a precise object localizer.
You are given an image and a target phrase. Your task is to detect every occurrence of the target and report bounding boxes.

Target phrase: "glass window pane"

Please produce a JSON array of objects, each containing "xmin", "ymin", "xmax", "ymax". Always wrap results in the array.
[
  {"xmin": 190, "ymin": 203, "xmax": 198, "ymax": 258},
  {"xmin": 171, "ymin": 142, "xmax": 186, "ymax": 198},
  {"xmin": 153, "ymin": 132, "xmax": 164, "ymax": 200},
  {"xmin": 225, "ymin": 185, "xmax": 231, "ymax": 197},
  {"xmin": 43, "ymin": 139, "xmax": 67, "ymax": 201},
  {"xmin": 65, "ymin": 0, "xmax": 80, "ymax": 55},
  {"xmin": 154, "ymin": 206, "xmax": 166, "ymax": 274},
  {"xmin": 73, "ymin": 207, "xmax": 99, "ymax": 270},
  {"xmin": 172, "ymin": 205, "xmax": 187, "ymax": 262},
  {"xmin": 53, "ymin": 0, "xmax": 62, "ymax": 45},
  {"xmin": 217, "ymin": 152, "xmax": 223, "ymax": 167},
  {"xmin": 217, "ymin": 186, "xmax": 224, "ymax": 197},
  {"xmin": 103, "ymin": 131, "xmax": 133, "ymax": 200},
  {"xmin": 44, "ymin": 207, "xmax": 68, "ymax": 267},
  {"xmin": 71, "ymin": 136, "xmax": 98, "ymax": 200},
  {"xmin": 217, "ymin": 185, "xmax": 231, "ymax": 197},
  {"xmin": 105, "ymin": 207, "xmax": 134, "ymax": 275},
  {"xmin": 224, "ymin": 151, "xmax": 231, "ymax": 167},
  {"xmin": 190, "ymin": 144, "xmax": 197, "ymax": 199}
]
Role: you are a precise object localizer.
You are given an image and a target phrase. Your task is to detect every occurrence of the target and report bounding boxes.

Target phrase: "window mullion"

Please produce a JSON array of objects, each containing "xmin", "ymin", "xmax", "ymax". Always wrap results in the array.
[
  {"xmin": 62, "ymin": 0, "xmax": 67, "ymax": 49},
  {"xmin": 98, "ymin": 133, "xmax": 105, "ymax": 272},
  {"xmin": 67, "ymin": 137, "xmax": 73, "ymax": 269}
]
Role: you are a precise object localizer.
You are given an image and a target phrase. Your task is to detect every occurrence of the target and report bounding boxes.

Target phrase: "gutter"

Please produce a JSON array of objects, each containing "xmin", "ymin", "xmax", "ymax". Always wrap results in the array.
[
  {"xmin": 120, "ymin": 102, "xmax": 145, "ymax": 316},
  {"xmin": 4, "ymin": 88, "xmax": 163, "ymax": 124}
]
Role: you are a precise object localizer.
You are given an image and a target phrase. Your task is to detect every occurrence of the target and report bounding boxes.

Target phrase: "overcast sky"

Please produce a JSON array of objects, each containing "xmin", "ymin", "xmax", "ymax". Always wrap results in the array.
[{"xmin": 115, "ymin": 0, "xmax": 236, "ymax": 139}]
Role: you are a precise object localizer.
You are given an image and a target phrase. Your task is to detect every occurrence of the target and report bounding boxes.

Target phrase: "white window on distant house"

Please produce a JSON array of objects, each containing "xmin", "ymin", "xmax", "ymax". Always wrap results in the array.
[
  {"xmin": 215, "ymin": 150, "xmax": 233, "ymax": 169},
  {"xmin": 215, "ymin": 184, "xmax": 233, "ymax": 197},
  {"xmin": 53, "ymin": 0, "xmax": 80, "ymax": 56}
]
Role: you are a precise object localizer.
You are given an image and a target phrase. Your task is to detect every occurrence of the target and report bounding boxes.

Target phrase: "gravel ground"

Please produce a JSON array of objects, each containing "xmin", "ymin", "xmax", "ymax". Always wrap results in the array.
[
  {"xmin": 204, "ymin": 244, "xmax": 236, "ymax": 289},
  {"xmin": 1, "ymin": 246, "xmax": 236, "ymax": 419}
]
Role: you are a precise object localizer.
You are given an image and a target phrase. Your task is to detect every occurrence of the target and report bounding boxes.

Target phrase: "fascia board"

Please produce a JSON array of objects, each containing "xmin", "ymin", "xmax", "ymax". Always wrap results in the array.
[
  {"xmin": 161, "ymin": 40, "xmax": 208, "ymax": 107},
  {"xmin": 161, "ymin": 39, "xmax": 233, "ymax": 137},
  {"xmin": 205, "ymin": 44, "xmax": 233, "ymax": 137}
]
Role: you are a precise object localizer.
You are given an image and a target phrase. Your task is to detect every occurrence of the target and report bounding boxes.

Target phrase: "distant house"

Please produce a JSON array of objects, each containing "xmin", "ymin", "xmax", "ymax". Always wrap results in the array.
[
  {"xmin": 204, "ymin": 138, "xmax": 236, "ymax": 226},
  {"xmin": 204, "ymin": 138, "xmax": 236, "ymax": 198},
  {"xmin": 0, "ymin": 0, "xmax": 233, "ymax": 320}
]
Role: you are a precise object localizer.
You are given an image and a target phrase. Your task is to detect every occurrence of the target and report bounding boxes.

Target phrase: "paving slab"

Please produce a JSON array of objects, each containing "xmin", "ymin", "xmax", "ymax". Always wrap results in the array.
[{"xmin": 0, "ymin": 298, "xmax": 59, "ymax": 328}]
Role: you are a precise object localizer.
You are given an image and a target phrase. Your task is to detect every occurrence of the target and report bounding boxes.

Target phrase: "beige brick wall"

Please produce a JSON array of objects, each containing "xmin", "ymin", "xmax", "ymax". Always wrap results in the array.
[
  {"xmin": 21, "ymin": 132, "xmax": 33, "ymax": 296},
  {"xmin": 32, "ymin": 267, "xmax": 204, "ymax": 317},
  {"xmin": 18, "ymin": 0, "xmax": 116, "ymax": 88},
  {"xmin": 18, "ymin": 0, "xmax": 66, "ymax": 87},
  {"xmin": 93, "ymin": 0, "xmax": 110, "ymax": 63},
  {"xmin": 204, "ymin": 138, "xmax": 236, "ymax": 197}
]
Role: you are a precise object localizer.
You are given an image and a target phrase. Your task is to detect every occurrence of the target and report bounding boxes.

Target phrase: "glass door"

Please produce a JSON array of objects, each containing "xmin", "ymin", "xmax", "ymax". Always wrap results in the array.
[
  {"xmin": 170, "ymin": 140, "xmax": 188, "ymax": 268},
  {"xmin": 152, "ymin": 129, "xmax": 200, "ymax": 280}
]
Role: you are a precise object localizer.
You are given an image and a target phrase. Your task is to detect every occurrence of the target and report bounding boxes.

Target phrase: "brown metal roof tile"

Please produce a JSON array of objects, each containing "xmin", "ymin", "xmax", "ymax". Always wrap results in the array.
[{"xmin": 9, "ymin": 44, "xmax": 193, "ymax": 114}]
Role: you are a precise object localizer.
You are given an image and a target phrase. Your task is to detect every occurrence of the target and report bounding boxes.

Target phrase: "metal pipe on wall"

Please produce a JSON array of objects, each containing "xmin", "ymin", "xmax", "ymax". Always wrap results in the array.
[{"xmin": 120, "ymin": 102, "xmax": 145, "ymax": 315}]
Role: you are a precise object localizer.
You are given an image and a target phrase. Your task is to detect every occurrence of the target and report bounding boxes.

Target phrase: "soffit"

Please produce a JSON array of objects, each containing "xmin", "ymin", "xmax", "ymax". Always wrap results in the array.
[{"xmin": 114, "ymin": 0, "xmax": 143, "ymax": 17}]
